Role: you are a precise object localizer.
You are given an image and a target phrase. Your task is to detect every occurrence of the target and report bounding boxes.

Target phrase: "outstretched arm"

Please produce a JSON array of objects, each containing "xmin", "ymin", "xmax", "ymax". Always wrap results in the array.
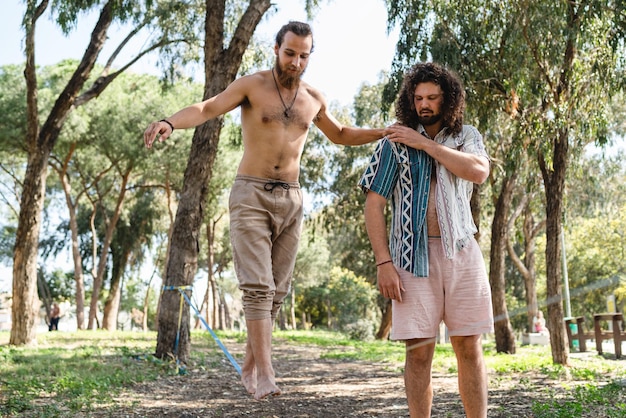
[
  {"xmin": 144, "ymin": 76, "xmax": 251, "ymax": 148},
  {"xmin": 313, "ymin": 94, "xmax": 384, "ymax": 146}
]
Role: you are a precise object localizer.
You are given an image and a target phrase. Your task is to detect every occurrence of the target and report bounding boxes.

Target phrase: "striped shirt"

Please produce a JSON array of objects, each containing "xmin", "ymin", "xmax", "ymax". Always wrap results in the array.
[{"xmin": 359, "ymin": 124, "xmax": 488, "ymax": 277}]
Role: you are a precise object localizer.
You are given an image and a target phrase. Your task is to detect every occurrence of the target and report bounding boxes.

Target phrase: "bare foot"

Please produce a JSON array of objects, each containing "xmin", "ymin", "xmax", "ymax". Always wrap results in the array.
[
  {"xmin": 241, "ymin": 350, "xmax": 256, "ymax": 394},
  {"xmin": 254, "ymin": 376, "xmax": 281, "ymax": 400},
  {"xmin": 241, "ymin": 370, "xmax": 257, "ymax": 394}
]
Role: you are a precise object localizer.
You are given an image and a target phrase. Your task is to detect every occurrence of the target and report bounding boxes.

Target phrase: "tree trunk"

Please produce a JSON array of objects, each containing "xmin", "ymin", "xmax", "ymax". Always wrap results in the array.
[
  {"xmin": 196, "ymin": 286, "xmax": 209, "ymax": 329},
  {"xmin": 11, "ymin": 0, "xmax": 113, "ymax": 346},
  {"xmin": 522, "ymin": 208, "xmax": 540, "ymax": 333},
  {"xmin": 142, "ymin": 267, "xmax": 158, "ymax": 331},
  {"xmin": 375, "ymin": 299, "xmax": 392, "ymax": 340},
  {"xmin": 278, "ymin": 307, "xmax": 286, "ymax": 330},
  {"xmin": 156, "ymin": 173, "xmax": 176, "ymax": 330},
  {"xmin": 102, "ymin": 245, "xmax": 131, "ymax": 330},
  {"xmin": 208, "ymin": 222, "xmax": 221, "ymax": 329},
  {"xmin": 155, "ymin": 115, "xmax": 238, "ymax": 360},
  {"xmin": 154, "ymin": 0, "xmax": 271, "ymax": 363},
  {"xmin": 490, "ymin": 174, "xmax": 517, "ymax": 353},
  {"xmin": 220, "ymin": 290, "xmax": 231, "ymax": 329},
  {"xmin": 506, "ymin": 194, "xmax": 544, "ymax": 334},
  {"xmin": 87, "ymin": 169, "xmax": 131, "ymax": 329},
  {"xmin": 102, "ymin": 275, "xmax": 122, "ymax": 330},
  {"xmin": 53, "ymin": 144, "xmax": 87, "ymax": 330},
  {"xmin": 290, "ymin": 288, "xmax": 297, "ymax": 329},
  {"xmin": 539, "ymin": 131, "xmax": 570, "ymax": 365},
  {"xmin": 213, "ymin": 280, "xmax": 221, "ymax": 329},
  {"xmin": 12, "ymin": 149, "xmax": 50, "ymax": 345}
]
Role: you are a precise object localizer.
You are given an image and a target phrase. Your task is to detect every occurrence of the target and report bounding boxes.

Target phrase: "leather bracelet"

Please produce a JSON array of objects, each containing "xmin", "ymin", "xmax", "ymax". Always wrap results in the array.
[
  {"xmin": 376, "ymin": 259, "xmax": 393, "ymax": 267},
  {"xmin": 160, "ymin": 119, "xmax": 174, "ymax": 132}
]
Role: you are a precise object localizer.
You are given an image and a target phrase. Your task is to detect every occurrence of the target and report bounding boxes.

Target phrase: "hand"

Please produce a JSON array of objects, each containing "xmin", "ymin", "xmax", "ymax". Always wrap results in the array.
[
  {"xmin": 377, "ymin": 263, "xmax": 405, "ymax": 302},
  {"xmin": 144, "ymin": 120, "xmax": 172, "ymax": 149},
  {"xmin": 384, "ymin": 123, "xmax": 429, "ymax": 150}
]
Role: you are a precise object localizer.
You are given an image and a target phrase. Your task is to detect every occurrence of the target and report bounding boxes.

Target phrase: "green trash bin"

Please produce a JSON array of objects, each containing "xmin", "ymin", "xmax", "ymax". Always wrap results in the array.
[{"xmin": 568, "ymin": 322, "xmax": 579, "ymax": 351}]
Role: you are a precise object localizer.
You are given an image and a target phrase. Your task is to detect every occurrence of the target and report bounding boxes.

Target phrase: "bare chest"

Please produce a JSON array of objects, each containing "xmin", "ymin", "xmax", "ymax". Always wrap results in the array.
[{"xmin": 426, "ymin": 176, "xmax": 441, "ymax": 236}]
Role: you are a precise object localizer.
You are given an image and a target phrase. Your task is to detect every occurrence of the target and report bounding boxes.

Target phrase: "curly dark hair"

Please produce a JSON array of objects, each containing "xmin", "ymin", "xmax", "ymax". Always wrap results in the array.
[
  {"xmin": 275, "ymin": 21, "xmax": 315, "ymax": 52},
  {"xmin": 395, "ymin": 62, "xmax": 465, "ymax": 135}
]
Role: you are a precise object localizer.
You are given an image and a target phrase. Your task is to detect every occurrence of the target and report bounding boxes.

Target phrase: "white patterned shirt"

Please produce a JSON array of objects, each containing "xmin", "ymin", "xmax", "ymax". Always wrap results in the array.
[{"xmin": 359, "ymin": 124, "xmax": 488, "ymax": 277}]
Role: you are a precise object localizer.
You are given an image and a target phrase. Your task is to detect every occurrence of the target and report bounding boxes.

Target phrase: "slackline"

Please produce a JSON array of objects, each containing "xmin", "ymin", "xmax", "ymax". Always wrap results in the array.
[{"xmin": 163, "ymin": 285, "xmax": 242, "ymax": 376}]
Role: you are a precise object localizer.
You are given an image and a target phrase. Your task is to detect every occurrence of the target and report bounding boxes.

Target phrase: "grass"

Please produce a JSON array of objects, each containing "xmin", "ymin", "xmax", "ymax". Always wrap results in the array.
[{"xmin": 1, "ymin": 330, "xmax": 625, "ymax": 417}]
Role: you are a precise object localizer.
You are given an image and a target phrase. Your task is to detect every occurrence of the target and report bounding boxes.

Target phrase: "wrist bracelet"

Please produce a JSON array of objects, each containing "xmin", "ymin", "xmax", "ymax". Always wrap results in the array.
[
  {"xmin": 160, "ymin": 119, "xmax": 174, "ymax": 132},
  {"xmin": 376, "ymin": 259, "xmax": 393, "ymax": 267}
]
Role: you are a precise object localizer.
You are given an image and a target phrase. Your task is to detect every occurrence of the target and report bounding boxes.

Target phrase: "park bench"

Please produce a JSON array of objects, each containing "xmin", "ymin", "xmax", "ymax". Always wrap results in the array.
[
  {"xmin": 565, "ymin": 316, "xmax": 594, "ymax": 352},
  {"xmin": 594, "ymin": 313, "xmax": 625, "ymax": 359}
]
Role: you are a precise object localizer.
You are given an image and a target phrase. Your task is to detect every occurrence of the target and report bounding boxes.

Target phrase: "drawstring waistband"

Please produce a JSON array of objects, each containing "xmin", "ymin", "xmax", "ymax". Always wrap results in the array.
[
  {"xmin": 233, "ymin": 175, "xmax": 299, "ymax": 191},
  {"xmin": 264, "ymin": 181, "xmax": 291, "ymax": 192}
]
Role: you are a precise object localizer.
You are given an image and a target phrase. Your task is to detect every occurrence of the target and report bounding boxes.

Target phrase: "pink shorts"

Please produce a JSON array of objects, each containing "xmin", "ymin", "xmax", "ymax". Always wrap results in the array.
[{"xmin": 391, "ymin": 237, "xmax": 494, "ymax": 340}]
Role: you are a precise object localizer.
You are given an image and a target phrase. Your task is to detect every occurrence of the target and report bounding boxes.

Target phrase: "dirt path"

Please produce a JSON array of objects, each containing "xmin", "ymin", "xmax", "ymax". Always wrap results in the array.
[{"xmin": 81, "ymin": 337, "xmax": 623, "ymax": 418}]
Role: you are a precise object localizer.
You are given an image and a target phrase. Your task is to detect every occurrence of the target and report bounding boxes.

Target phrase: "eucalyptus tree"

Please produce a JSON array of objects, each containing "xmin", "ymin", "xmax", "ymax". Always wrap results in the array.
[
  {"xmin": 0, "ymin": 65, "xmax": 27, "ymax": 263},
  {"xmin": 505, "ymin": 181, "xmax": 546, "ymax": 334},
  {"xmin": 80, "ymin": 71, "xmax": 200, "ymax": 330},
  {"xmin": 45, "ymin": 62, "xmax": 96, "ymax": 330},
  {"xmin": 383, "ymin": 0, "xmax": 626, "ymax": 363},
  {"xmin": 561, "ymin": 152, "xmax": 626, "ymax": 318},
  {"xmin": 102, "ymin": 189, "xmax": 160, "ymax": 330},
  {"xmin": 36, "ymin": 67, "xmax": 195, "ymax": 331},
  {"xmin": 11, "ymin": 0, "xmax": 205, "ymax": 345}
]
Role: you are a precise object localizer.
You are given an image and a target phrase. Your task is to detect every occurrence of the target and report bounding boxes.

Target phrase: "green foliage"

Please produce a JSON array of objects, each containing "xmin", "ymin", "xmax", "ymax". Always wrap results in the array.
[
  {"xmin": 343, "ymin": 319, "xmax": 376, "ymax": 341},
  {"xmin": 0, "ymin": 224, "xmax": 16, "ymax": 264},
  {"xmin": 567, "ymin": 152, "xmax": 626, "ymax": 219},
  {"xmin": 306, "ymin": 77, "xmax": 393, "ymax": 283},
  {"xmin": 564, "ymin": 213, "xmax": 626, "ymax": 318},
  {"xmin": 298, "ymin": 267, "xmax": 379, "ymax": 334},
  {"xmin": 293, "ymin": 227, "xmax": 330, "ymax": 290},
  {"xmin": 43, "ymin": 1, "xmax": 207, "ymax": 83},
  {"xmin": 0, "ymin": 65, "xmax": 28, "ymax": 154},
  {"xmin": 0, "ymin": 66, "xmax": 28, "ymax": 251},
  {"xmin": 38, "ymin": 268, "xmax": 76, "ymax": 302}
]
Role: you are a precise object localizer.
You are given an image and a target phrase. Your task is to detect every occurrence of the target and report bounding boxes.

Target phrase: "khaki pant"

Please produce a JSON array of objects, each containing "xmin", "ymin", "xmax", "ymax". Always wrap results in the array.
[{"xmin": 229, "ymin": 175, "xmax": 303, "ymax": 321}]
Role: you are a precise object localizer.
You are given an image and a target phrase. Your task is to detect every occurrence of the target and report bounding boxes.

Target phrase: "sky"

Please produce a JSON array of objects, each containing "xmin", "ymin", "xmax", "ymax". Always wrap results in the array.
[
  {"xmin": 0, "ymin": 1, "xmax": 400, "ymax": 291},
  {"xmin": 1, "ymin": 0, "xmax": 399, "ymax": 107}
]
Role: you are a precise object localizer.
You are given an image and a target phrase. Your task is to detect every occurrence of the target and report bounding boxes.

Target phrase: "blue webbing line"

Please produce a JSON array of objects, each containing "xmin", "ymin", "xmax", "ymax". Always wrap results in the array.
[
  {"xmin": 179, "ymin": 289, "xmax": 242, "ymax": 376},
  {"xmin": 163, "ymin": 285, "xmax": 192, "ymax": 373},
  {"xmin": 162, "ymin": 285, "xmax": 242, "ymax": 376}
]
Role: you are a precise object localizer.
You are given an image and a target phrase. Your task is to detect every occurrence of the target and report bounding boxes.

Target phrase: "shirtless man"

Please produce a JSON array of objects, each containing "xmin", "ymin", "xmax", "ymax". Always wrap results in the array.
[
  {"xmin": 360, "ymin": 62, "xmax": 493, "ymax": 417},
  {"xmin": 144, "ymin": 21, "xmax": 384, "ymax": 400}
]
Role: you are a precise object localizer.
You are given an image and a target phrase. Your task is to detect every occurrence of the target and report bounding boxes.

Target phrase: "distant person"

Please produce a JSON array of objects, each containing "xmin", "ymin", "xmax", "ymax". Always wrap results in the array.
[
  {"xmin": 360, "ymin": 62, "xmax": 494, "ymax": 417},
  {"xmin": 143, "ymin": 21, "xmax": 384, "ymax": 400},
  {"xmin": 48, "ymin": 303, "xmax": 60, "ymax": 331},
  {"xmin": 533, "ymin": 310, "xmax": 548, "ymax": 334}
]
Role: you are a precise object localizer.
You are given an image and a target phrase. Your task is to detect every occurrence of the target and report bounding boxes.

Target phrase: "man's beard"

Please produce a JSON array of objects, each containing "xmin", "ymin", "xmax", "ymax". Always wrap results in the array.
[
  {"xmin": 417, "ymin": 112, "xmax": 442, "ymax": 126},
  {"xmin": 275, "ymin": 58, "xmax": 304, "ymax": 89}
]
